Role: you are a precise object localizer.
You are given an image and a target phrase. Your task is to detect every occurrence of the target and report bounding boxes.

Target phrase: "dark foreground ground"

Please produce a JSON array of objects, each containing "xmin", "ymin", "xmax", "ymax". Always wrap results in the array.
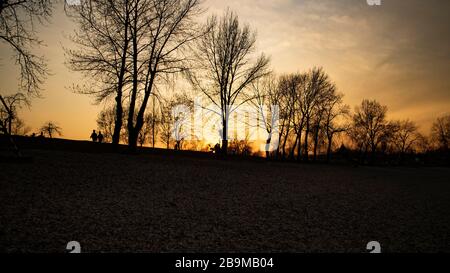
[{"xmin": 1, "ymin": 138, "xmax": 450, "ymax": 253}]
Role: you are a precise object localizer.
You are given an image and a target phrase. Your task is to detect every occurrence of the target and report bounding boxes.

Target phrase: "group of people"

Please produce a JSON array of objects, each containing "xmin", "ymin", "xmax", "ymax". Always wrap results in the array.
[
  {"xmin": 31, "ymin": 132, "xmax": 45, "ymax": 138},
  {"xmin": 209, "ymin": 143, "xmax": 221, "ymax": 154},
  {"xmin": 90, "ymin": 130, "xmax": 104, "ymax": 143}
]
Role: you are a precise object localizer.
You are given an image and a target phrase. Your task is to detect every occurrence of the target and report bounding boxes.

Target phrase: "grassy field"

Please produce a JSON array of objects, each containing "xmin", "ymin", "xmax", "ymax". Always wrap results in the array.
[{"xmin": 1, "ymin": 138, "xmax": 449, "ymax": 253}]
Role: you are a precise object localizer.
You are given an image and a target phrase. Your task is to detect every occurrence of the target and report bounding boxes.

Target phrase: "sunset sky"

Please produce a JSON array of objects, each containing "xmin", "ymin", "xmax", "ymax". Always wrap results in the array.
[{"xmin": 0, "ymin": 0, "xmax": 449, "ymax": 140}]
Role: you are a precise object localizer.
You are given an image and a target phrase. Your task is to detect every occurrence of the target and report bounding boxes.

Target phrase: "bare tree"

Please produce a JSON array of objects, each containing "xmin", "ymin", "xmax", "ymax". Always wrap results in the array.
[
  {"xmin": 350, "ymin": 99, "xmax": 389, "ymax": 163},
  {"xmin": 250, "ymin": 74, "xmax": 281, "ymax": 158},
  {"xmin": 431, "ymin": 114, "xmax": 450, "ymax": 151},
  {"xmin": 158, "ymin": 93, "xmax": 192, "ymax": 150},
  {"xmin": 11, "ymin": 117, "xmax": 31, "ymax": 136},
  {"xmin": 300, "ymin": 67, "xmax": 335, "ymax": 162},
  {"xmin": 137, "ymin": 112, "xmax": 159, "ymax": 147},
  {"xmin": 147, "ymin": 95, "xmax": 160, "ymax": 148},
  {"xmin": 0, "ymin": 0, "xmax": 52, "ymax": 96},
  {"xmin": 0, "ymin": 93, "xmax": 29, "ymax": 134},
  {"xmin": 66, "ymin": 0, "xmax": 133, "ymax": 146},
  {"xmin": 277, "ymin": 73, "xmax": 304, "ymax": 160},
  {"xmin": 97, "ymin": 106, "xmax": 117, "ymax": 143},
  {"xmin": 159, "ymin": 102, "xmax": 174, "ymax": 149},
  {"xmin": 415, "ymin": 133, "xmax": 431, "ymax": 154},
  {"xmin": 40, "ymin": 121, "xmax": 62, "ymax": 138},
  {"xmin": 391, "ymin": 119, "xmax": 419, "ymax": 155},
  {"xmin": 323, "ymin": 93, "xmax": 349, "ymax": 162},
  {"xmin": 189, "ymin": 10, "xmax": 270, "ymax": 155},
  {"xmin": 125, "ymin": 0, "xmax": 202, "ymax": 151}
]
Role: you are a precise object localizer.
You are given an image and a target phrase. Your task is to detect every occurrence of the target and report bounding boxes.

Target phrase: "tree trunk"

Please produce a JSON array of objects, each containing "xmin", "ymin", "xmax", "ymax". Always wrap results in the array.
[
  {"xmin": 313, "ymin": 126, "xmax": 319, "ymax": 161},
  {"xmin": 265, "ymin": 137, "xmax": 271, "ymax": 159},
  {"xmin": 127, "ymin": 7, "xmax": 139, "ymax": 151},
  {"xmin": 276, "ymin": 122, "xmax": 285, "ymax": 160},
  {"xmin": 303, "ymin": 119, "xmax": 310, "ymax": 162},
  {"xmin": 326, "ymin": 135, "xmax": 333, "ymax": 163},
  {"xmin": 8, "ymin": 117, "xmax": 12, "ymax": 135},
  {"xmin": 128, "ymin": 129, "xmax": 138, "ymax": 152},
  {"xmin": 370, "ymin": 142, "xmax": 377, "ymax": 164},
  {"xmin": 296, "ymin": 129, "xmax": 303, "ymax": 161},
  {"xmin": 222, "ymin": 119, "xmax": 228, "ymax": 155},
  {"xmin": 289, "ymin": 134, "xmax": 299, "ymax": 160},
  {"xmin": 281, "ymin": 132, "xmax": 288, "ymax": 159},
  {"xmin": 151, "ymin": 119, "xmax": 156, "ymax": 148},
  {"xmin": 112, "ymin": 2, "xmax": 129, "ymax": 147},
  {"xmin": 112, "ymin": 94, "xmax": 123, "ymax": 146}
]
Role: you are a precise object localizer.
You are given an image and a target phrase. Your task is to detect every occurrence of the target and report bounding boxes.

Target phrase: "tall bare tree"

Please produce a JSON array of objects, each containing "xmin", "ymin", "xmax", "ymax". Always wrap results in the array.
[
  {"xmin": 0, "ymin": 0, "xmax": 52, "ymax": 156},
  {"xmin": 276, "ymin": 73, "xmax": 303, "ymax": 160},
  {"xmin": 66, "ymin": 0, "xmax": 133, "ymax": 146},
  {"xmin": 125, "ymin": 0, "xmax": 202, "ymax": 151},
  {"xmin": 250, "ymin": 74, "xmax": 281, "ymax": 158},
  {"xmin": 300, "ymin": 67, "xmax": 334, "ymax": 162},
  {"xmin": 147, "ymin": 95, "xmax": 160, "ymax": 148},
  {"xmin": 0, "ymin": 0, "xmax": 52, "ymax": 96},
  {"xmin": 189, "ymin": 10, "xmax": 270, "ymax": 154},
  {"xmin": 323, "ymin": 93, "xmax": 349, "ymax": 162}
]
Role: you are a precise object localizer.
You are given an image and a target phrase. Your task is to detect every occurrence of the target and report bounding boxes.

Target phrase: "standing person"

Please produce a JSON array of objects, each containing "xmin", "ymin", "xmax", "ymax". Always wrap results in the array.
[
  {"xmin": 214, "ymin": 143, "xmax": 221, "ymax": 155},
  {"xmin": 90, "ymin": 130, "xmax": 98, "ymax": 142},
  {"xmin": 98, "ymin": 131, "xmax": 104, "ymax": 143}
]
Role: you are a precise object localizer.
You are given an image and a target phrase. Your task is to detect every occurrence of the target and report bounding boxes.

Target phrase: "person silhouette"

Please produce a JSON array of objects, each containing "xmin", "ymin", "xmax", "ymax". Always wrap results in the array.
[
  {"xmin": 98, "ymin": 131, "xmax": 104, "ymax": 143},
  {"xmin": 90, "ymin": 130, "xmax": 98, "ymax": 142},
  {"xmin": 214, "ymin": 143, "xmax": 221, "ymax": 154}
]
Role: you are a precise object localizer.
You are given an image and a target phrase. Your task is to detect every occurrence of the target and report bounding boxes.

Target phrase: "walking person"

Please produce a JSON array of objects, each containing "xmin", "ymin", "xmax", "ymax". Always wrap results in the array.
[
  {"xmin": 90, "ymin": 130, "xmax": 98, "ymax": 142},
  {"xmin": 98, "ymin": 131, "xmax": 104, "ymax": 143}
]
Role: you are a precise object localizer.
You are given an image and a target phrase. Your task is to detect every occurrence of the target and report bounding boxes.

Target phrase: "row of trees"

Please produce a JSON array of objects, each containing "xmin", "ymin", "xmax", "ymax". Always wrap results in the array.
[
  {"xmin": 95, "ymin": 66, "xmax": 450, "ymax": 164},
  {"xmin": 249, "ymin": 68, "xmax": 348, "ymax": 162},
  {"xmin": 70, "ymin": 2, "xmax": 446, "ymax": 163},
  {"xmin": 255, "ymin": 71, "xmax": 449, "ymax": 163}
]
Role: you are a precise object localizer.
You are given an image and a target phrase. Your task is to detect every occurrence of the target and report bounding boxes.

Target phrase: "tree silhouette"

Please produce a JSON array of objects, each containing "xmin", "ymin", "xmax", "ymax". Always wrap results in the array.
[
  {"xmin": 66, "ymin": 0, "xmax": 133, "ymax": 146},
  {"xmin": 68, "ymin": 0, "xmax": 203, "ymax": 150},
  {"xmin": 350, "ymin": 99, "xmax": 389, "ymax": 163},
  {"xmin": 124, "ymin": 0, "xmax": 202, "ymax": 151},
  {"xmin": 266, "ymin": 69, "xmax": 343, "ymax": 162},
  {"xmin": 276, "ymin": 73, "xmax": 304, "ymax": 160},
  {"xmin": 0, "ymin": 93, "xmax": 29, "ymax": 134},
  {"xmin": 249, "ymin": 74, "xmax": 281, "ymax": 158},
  {"xmin": 0, "ymin": 0, "xmax": 52, "ymax": 96},
  {"xmin": 300, "ymin": 68, "xmax": 336, "ymax": 162},
  {"xmin": 97, "ymin": 107, "xmax": 117, "ymax": 143},
  {"xmin": 431, "ymin": 114, "xmax": 450, "ymax": 151},
  {"xmin": 40, "ymin": 121, "xmax": 62, "ymax": 138},
  {"xmin": 391, "ymin": 119, "xmax": 420, "ymax": 155},
  {"xmin": 189, "ymin": 10, "xmax": 270, "ymax": 155},
  {"xmin": 323, "ymin": 93, "xmax": 349, "ymax": 162}
]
